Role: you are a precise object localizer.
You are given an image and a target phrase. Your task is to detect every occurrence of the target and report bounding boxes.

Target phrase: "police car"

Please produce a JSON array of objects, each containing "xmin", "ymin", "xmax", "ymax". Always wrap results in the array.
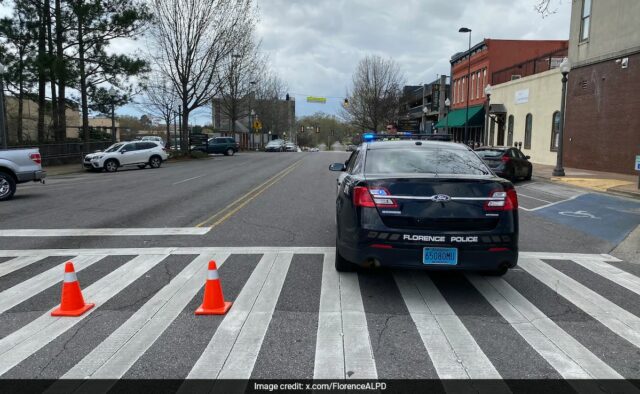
[{"xmin": 329, "ymin": 133, "xmax": 518, "ymax": 275}]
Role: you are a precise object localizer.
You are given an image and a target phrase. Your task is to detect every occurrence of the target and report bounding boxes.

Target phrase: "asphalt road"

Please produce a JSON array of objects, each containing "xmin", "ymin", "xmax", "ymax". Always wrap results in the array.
[{"xmin": 0, "ymin": 151, "xmax": 639, "ymax": 384}]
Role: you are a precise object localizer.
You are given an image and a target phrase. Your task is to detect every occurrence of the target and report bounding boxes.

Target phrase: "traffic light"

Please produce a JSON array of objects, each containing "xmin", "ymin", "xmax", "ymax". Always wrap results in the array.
[{"xmin": 343, "ymin": 98, "xmax": 349, "ymax": 107}]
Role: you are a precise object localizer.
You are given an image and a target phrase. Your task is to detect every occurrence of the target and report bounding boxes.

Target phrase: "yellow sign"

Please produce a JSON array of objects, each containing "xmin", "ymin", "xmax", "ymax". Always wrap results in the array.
[
  {"xmin": 306, "ymin": 96, "xmax": 327, "ymax": 104},
  {"xmin": 253, "ymin": 119, "xmax": 262, "ymax": 130}
]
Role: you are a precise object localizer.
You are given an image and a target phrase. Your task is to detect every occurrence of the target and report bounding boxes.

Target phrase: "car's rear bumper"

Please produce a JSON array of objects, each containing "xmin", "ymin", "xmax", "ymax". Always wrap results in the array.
[
  {"xmin": 338, "ymin": 241, "xmax": 517, "ymax": 271},
  {"xmin": 16, "ymin": 170, "xmax": 46, "ymax": 183}
]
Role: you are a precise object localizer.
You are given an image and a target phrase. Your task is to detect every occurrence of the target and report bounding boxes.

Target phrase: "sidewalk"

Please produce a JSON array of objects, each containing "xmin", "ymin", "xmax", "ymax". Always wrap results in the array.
[{"xmin": 532, "ymin": 163, "xmax": 640, "ymax": 200}]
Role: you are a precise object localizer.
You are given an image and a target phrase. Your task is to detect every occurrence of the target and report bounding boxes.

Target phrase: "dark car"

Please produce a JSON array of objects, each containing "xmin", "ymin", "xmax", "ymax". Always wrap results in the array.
[
  {"xmin": 192, "ymin": 137, "xmax": 239, "ymax": 156},
  {"xmin": 265, "ymin": 139, "xmax": 285, "ymax": 152},
  {"xmin": 329, "ymin": 138, "xmax": 519, "ymax": 276},
  {"xmin": 475, "ymin": 146, "xmax": 532, "ymax": 181}
]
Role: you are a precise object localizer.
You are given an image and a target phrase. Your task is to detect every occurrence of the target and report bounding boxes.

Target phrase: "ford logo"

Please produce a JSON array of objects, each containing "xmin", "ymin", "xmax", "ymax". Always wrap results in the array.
[{"xmin": 432, "ymin": 194, "xmax": 451, "ymax": 202}]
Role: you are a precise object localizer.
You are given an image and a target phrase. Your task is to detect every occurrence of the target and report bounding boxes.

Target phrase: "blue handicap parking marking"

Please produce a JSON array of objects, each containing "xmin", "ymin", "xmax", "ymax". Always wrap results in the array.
[{"xmin": 533, "ymin": 193, "xmax": 640, "ymax": 244}]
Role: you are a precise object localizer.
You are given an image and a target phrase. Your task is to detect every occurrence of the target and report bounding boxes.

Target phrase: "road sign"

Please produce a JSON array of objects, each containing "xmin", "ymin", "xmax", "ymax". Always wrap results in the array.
[
  {"xmin": 253, "ymin": 120, "xmax": 262, "ymax": 130},
  {"xmin": 635, "ymin": 155, "xmax": 640, "ymax": 171},
  {"xmin": 306, "ymin": 96, "xmax": 327, "ymax": 104}
]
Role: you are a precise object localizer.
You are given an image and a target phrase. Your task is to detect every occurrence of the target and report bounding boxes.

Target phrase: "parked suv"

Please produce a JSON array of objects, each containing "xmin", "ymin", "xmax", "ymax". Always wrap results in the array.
[
  {"xmin": 191, "ymin": 137, "xmax": 239, "ymax": 156},
  {"xmin": 83, "ymin": 141, "xmax": 168, "ymax": 172}
]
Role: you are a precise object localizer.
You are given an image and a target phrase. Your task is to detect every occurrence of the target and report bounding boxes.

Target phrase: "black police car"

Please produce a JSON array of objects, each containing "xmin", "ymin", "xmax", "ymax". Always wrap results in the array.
[{"xmin": 329, "ymin": 134, "xmax": 519, "ymax": 276}]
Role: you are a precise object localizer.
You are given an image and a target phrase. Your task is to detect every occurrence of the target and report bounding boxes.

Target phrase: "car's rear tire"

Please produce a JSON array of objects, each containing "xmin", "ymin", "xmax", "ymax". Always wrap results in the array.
[
  {"xmin": 335, "ymin": 239, "xmax": 355, "ymax": 272},
  {"xmin": 0, "ymin": 172, "xmax": 17, "ymax": 201},
  {"xmin": 225, "ymin": 148, "xmax": 235, "ymax": 156},
  {"xmin": 481, "ymin": 265, "xmax": 509, "ymax": 276},
  {"xmin": 149, "ymin": 156, "xmax": 162, "ymax": 169},
  {"xmin": 525, "ymin": 167, "xmax": 532, "ymax": 180},
  {"xmin": 104, "ymin": 159, "xmax": 118, "ymax": 173}
]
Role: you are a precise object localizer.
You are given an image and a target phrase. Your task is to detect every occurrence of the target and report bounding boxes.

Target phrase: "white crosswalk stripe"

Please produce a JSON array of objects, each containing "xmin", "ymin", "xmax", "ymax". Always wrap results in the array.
[
  {"xmin": 0, "ymin": 256, "xmax": 45, "ymax": 278},
  {"xmin": 0, "ymin": 254, "xmax": 168, "ymax": 376},
  {"xmin": 0, "ymin": 255, "xmax": 106, "ymax": 314},
  {"xmin": 519, "ymin": 257, "xmax": 640, "ymax": 348},
  {"xmin": 0, "ymin": 248, "xmax": 639, "ymax": 381},
  {"xmin": 61, "ymin": 254, "xmax": 229, "ymax": 380},
  {"xmin": 467, "ymin": 274, "xmax": 620, "ymax": 379},
  {"xmin": 395, "ymin": 271, "xmax": 502, "ymax": 380}
]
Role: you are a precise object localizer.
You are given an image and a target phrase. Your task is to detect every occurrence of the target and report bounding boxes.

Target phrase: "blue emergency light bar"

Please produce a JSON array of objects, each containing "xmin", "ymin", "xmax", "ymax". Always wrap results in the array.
[{"xmin": 359, "ymin": 133, "xmax": 453, "ymax": 143}]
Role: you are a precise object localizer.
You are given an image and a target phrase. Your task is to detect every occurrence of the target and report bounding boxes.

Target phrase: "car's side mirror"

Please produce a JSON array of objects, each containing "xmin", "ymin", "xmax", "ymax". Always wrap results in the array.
[
  {"xmin": 121, "ymin": 150, "xmax": 126, "ymax": 154},
  {"xmin": 329, "ymin": 163, "xmax": 346, "ymax": 172},
  {"xmin": 525, "ymin": 155, "xmax": 531, "ymax": 159}
]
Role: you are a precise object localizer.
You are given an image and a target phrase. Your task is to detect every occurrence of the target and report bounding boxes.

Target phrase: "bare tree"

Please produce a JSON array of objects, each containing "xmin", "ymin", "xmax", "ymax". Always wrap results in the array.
[
  {"xmin": 140, "ymin": 72, "xmax": 179, "ymax": 148},
  {"xmin": 218, "ymin": 29, "xmax": 263, "ymax": 135},
  {"xmin": 534, "ymin": 0, "xmax": 561, "ymax": 18},
  {"xmin": 253, "ymin": 71, "xmax": 289, "ymax": 139},
  {"xmin": 150, "ymin": 0, "xmax": 256, "ymax": 150},
  {"xmin": 342, "ymin": 55, "xmax": 405, "ymax": 132}
]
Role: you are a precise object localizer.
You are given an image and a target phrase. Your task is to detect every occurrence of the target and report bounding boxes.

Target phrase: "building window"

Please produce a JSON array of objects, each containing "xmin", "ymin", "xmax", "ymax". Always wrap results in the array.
[
  {"xmin": 580, "ymin": 0, "xmax": 591, "ymax": 41},
  {"xmin": 524, "ymin": 113, "xmax": 532, "ymax": 149},
  {"xmin": 471, "ymin": 74, "xmax": 475, "ymax": 99},
  {"xmin": 483, "ymin": 69, "xmax": 487, "ymax": 94},
  {"xmin": 454, "ymin": 80, "xmax": 457, "ymax": 104},
  {"xmin": 477, "ymin": 71, "xmax": 481, "ymax": 98},
  {"xmin": 507, "ymin": 115, "xmax": 514, "ymax": 146},
  {"xmin": 489, "ymin": 118, "xmax": 495, "ymax": 146},
  {"xmin": 551, "ymin": 111, "xmax": 560, "ymax": 151}
]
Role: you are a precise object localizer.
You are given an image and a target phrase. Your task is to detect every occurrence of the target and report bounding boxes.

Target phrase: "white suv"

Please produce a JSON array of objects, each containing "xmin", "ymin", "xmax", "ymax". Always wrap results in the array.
[{"xmin": 83, "ymin": 141, "xmax": 168, "ymax": 172}]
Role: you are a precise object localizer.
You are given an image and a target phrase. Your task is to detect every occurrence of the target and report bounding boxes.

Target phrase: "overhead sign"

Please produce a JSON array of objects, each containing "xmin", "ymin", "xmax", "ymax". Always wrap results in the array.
[
  {"xmin": 306, "ymin": 96, "xmax": 327, "ymax": 104},
  {"xmin": 635, "ymin": 155, "xmax": 640, "ymax": 171},
  {"xmin": 515, "ymin": 89, "xmax": 529, "ymax": 104}
]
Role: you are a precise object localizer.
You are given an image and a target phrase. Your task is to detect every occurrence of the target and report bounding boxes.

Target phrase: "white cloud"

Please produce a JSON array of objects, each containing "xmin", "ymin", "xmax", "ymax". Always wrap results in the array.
[{"xmin": 255, "ymin": 0, "xmax": 570, "ymax": 117}]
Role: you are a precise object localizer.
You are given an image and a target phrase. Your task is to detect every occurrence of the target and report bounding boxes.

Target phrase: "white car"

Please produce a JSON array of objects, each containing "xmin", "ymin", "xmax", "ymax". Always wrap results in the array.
[{"xmin": 83, "ymin": 141, "xmax": 168, "ymax": 172}]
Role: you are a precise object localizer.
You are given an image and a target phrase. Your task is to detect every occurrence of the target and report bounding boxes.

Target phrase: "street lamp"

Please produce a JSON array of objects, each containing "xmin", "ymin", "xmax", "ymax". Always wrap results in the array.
[
  {"xmin": 459, "ymin": 27, "xmax": 472, "ymax": 146},
  {"xmin": 108, "ymin": 87, "xmax": 117, "ymax": 143},
  {"xmin": 484, "ymin": 83, "xmax": 493, "ymax": 146},
  {"xmin": 422, "ymin": 106, "xmax": 429, "ymax": 133},
  {"xmin": 444, "ymin": 98, "xmax": 451, "ymax": 136},
  {"xmin": 553, "ymin": 57, "xmax": 571, "ymax": 177},
  {"xmin": 0, "ymin": 63, "xmax": 7, "ymax": 149}
]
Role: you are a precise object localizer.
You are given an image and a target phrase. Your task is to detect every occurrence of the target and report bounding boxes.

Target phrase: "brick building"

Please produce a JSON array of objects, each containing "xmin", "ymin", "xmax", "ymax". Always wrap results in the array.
[
  {"xmin": 441, "ymin": 39, "xmax": 568, "ymax": 143},
  {"xmin": 563, "ymin": 0, "xmax": 640, "ymax": 174}
]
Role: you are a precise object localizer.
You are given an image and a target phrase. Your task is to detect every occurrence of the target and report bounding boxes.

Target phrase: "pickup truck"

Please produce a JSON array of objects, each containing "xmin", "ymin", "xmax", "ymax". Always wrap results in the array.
[
  {"xmin": 0, "ymin": 148, "xmax": 46, "ymax": 201},
  {"xmin": 191, "ymin": 137, "xmax": 239, "ymax": 156}
]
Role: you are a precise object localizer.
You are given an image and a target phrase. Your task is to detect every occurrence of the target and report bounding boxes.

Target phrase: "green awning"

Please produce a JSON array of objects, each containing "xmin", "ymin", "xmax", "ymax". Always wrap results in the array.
[{"xmin": 434, "ymin": 105, "xmax": 485, "ymax": 128}]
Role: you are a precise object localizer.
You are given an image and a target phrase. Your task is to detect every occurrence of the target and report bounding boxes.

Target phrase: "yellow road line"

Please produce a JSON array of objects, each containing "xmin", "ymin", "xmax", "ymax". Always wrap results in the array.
[{"xmin": 195, "ymin": 160, "xmax": 303, "ymax": 228}]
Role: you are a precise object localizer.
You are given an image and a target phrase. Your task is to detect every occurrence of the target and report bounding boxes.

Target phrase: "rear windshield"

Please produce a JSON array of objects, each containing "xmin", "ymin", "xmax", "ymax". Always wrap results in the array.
[
  {"xmin": 475, "ymin": 149, "xmax": 505, "ymax": 158},
  {"xmin": 365, "ymin": 148, "xmax": 490, "ymax": 175}
]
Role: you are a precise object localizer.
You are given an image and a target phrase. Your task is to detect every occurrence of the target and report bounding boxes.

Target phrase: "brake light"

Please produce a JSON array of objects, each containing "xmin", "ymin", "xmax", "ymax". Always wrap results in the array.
[
  {"xmin": 369, "ymin": 187, "xmax": 398, "ymax": 208},
  {"xmin": 353, "ymin": 186, "xmax": 398, "ymax": 208},
  {"xmin": 29, "ymin": 152, "xmax": 41, "ymax": 164},
  {"xmin": 353, "ymin": 186, "xmax": 376, "ymax": 208},
  {"xmin": 501, "ymin": 154, "xmax": 511, "ymax": 163},
  {"xmin": 484, "ymin": 188, "xmax": 518, "ymax": 211}
]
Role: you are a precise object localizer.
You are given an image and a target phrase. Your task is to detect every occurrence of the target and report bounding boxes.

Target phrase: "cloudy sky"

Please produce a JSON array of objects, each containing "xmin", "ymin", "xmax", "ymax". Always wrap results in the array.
[
  {"xmin": 1, "ymin": 0, "xmax": 571, "ymax": 124},
  {"xmin": 257, "ymin": 0, "xmax": 570, "ymax": 119}
]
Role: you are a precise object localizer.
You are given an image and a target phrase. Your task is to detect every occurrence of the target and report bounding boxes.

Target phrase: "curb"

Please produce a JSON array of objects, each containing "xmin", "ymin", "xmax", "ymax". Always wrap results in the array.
[{"xmin": 604, "ymin": 187, "xmax": 640, "ymax": 201}]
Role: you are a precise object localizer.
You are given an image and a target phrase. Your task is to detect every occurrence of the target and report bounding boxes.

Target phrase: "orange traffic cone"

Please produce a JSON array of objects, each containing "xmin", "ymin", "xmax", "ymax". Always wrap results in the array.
[
  {"xmin": 51, "ymin": 262, "xmax": 95, "ymax": 317},
  {"xmin": 195, "ymin": 260, "xmax": 232, "ymax": 315}
]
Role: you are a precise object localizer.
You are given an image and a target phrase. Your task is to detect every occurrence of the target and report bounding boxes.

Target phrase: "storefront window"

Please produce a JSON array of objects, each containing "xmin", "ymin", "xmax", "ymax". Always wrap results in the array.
[{"xmin": 524, "ymin": 113, "xmax": 533, "ymax": 149}]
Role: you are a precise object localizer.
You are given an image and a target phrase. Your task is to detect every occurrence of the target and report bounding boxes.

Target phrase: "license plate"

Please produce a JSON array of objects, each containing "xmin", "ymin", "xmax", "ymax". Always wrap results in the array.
[{"xmin": 423, "ymin": 247, "xmax": 458, "ymax": 265}]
